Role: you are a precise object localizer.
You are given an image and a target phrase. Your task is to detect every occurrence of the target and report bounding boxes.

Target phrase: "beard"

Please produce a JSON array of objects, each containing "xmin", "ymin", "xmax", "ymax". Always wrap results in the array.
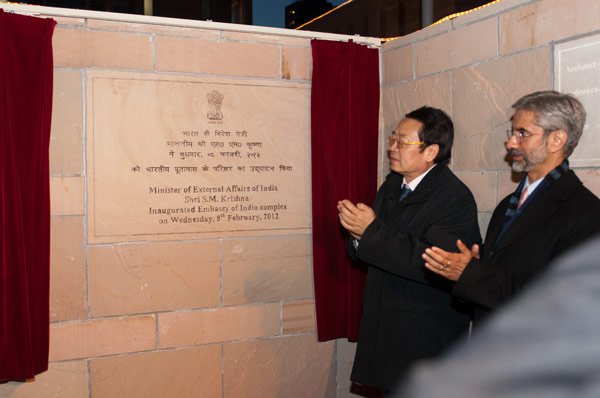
[{"xmin": 509, "ymin": 142, "xmax": 549, "ymax": 173}]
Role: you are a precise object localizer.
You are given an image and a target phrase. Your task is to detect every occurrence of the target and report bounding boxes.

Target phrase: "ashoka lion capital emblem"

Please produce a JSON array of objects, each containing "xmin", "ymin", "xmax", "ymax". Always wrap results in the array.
[{"xmin": 207, "ymin": 90, "xmax": 224, "ymax": 121}]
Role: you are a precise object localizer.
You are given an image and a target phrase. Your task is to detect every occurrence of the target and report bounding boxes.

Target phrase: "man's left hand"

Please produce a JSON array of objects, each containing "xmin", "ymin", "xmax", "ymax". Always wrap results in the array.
[
  {"xmin": 337, "ymin": 199, "xmax": 376, "ymax": 240},
  {"xmin": 422, "ymin": 240, "xmax": 477, "ymax": 281}
]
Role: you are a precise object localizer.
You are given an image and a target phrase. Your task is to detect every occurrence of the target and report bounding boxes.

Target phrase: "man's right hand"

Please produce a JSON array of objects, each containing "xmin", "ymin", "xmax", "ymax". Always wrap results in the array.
[{"xmin": 337, "ymin": 199, "xmax": 375, "ymax": 240}]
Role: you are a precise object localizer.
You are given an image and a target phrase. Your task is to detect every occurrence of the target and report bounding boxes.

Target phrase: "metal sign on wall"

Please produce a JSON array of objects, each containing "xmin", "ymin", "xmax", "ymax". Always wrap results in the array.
[
  {"xmin": 87, "ymin": 71, "xmax": 311, "ymax": 243},
  {"xmin": 555, "ymin": 34, "xmax": 600, "ymax": 167}
]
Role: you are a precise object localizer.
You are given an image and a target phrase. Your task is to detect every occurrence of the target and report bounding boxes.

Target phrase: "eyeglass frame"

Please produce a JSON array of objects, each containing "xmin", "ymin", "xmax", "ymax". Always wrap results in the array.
[
  {"xmin": 387, "ymin": 134, "xmax": 424, "ymax": 149},
  {"xmin": 506, "ymin": 127, "xmax": 546, "ymax": 141}
]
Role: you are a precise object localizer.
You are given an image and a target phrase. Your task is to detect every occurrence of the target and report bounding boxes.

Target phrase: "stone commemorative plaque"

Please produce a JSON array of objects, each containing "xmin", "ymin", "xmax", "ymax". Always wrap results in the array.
[
  {"xmin": 555, "ymin": 34, "xmax": 600, "ymax": 167},
  {"xmin": 87, "ymin": 71, "xmax": 311, "ymax": 243}
]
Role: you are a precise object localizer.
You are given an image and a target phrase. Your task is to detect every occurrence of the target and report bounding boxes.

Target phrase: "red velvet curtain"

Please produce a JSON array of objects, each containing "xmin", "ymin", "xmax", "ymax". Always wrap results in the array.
[
  {"xmin": 1, "ymin": 10, "xmax": 56, "ymax": 381},
  {"xmin": 311, "ymin": 39, "xmax": 379, "ymax": 341}
]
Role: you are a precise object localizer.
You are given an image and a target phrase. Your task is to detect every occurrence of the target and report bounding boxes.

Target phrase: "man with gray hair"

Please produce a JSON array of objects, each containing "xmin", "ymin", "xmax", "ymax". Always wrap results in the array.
[{"xmin": 422, "ymin": 90, "xmax": 600, "ymax": 322}]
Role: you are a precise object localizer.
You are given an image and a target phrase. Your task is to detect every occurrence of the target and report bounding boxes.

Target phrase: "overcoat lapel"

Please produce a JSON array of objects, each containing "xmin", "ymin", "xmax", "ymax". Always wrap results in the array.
[
  {"xmin": 493, "ymin": 196, "xmax": 561, "ymax": 253},
  {"xmin": 491, "ymin": 171, "xmax": 581, "ymax": 255}
]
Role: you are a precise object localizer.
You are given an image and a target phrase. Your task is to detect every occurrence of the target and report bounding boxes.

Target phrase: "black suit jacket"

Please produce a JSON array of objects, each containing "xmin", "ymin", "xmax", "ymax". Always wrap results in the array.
[
  {"xmin": 349, "ymin": 164, "xmax": 481, "ymax": 390},
  {"xmin": 453, "ymin": 169, "xmax": 600, "ymax": 317}
]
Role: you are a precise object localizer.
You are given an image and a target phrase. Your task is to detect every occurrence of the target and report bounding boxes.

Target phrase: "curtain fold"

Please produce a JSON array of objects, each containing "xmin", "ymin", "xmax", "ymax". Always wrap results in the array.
[
  {"xmin": 1, "ymin": 9, "xmax": 56, "ymax": 381},
  {"xmin": 310, "ymin": 39, "xmax": 379, "ymax": 341}
]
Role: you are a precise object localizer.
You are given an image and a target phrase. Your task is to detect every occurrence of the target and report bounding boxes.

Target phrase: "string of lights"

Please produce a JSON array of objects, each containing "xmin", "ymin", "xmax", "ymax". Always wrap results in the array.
[
  {"xmin": 294, "ymin": 0, "xmax": 504, "ymax": 42},
  {"xmin": 294, "ymin": 0, "xmax": 354, "ymax": 30}
]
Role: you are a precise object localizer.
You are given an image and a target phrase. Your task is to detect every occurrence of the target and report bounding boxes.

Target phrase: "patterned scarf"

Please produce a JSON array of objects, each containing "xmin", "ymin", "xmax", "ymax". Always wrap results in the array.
[{"xmin": 489, "ymin": 160, "xmax": 569, "ymax": 257}]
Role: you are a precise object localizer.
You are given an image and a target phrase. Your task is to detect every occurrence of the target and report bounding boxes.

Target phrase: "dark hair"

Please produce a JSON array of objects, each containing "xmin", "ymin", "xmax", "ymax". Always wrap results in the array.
[
  {"xmin": 405, "ymin": 106, "xmax": 453, "ymax": 165},
  {"xmin": 512, "ymin": 90, "xmax": 586, "ymax": 157}
]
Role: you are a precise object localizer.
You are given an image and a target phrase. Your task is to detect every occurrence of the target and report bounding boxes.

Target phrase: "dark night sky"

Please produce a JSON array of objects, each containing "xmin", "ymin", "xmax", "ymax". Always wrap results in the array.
[{"xmin": 253, "ymin": 0, "xmax": 345, "ymax": 28}]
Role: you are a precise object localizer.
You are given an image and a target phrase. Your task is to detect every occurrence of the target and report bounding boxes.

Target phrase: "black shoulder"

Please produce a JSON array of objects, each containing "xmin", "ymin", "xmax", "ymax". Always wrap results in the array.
[{"xmin": 436, "ymin": 165, "xmax": 477, "ymax": 199}]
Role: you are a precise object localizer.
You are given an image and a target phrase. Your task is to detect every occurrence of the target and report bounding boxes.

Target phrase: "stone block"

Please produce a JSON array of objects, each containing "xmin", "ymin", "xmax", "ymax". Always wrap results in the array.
[
  {"xmin": 378, "ymin": 123, "xmax": 385, "ymax": 176},
  {"xmin": 383, "ymin": 73, "xmax": 452, "ymax": 125},
  {"xmin": 281, "ymin": 46, "xmax": 312, "ymax": 80},
  {"xmin": 455, "ymin": 171, "xmax": 497, "ymax": 212},
  {"xmin": 0, "ymin": 361, "xmax": 88, "ymax": 398},
  {"xmin": 50, "ymin": 217, "xmax": 86, "ymax": 322},
  {"xmin": 415, "ymin": 18, "xmax": 497, "ymax": 76},
  {"xmin": 90, "ymin": 346, "xmax": 222, "ymax": 398},
  {"xmin": 222, "ymin": 236, "xmax": 312, "ymax": 305},
  {"xmin": 52, "ymin": 27, "xmax": 85, "ymax": 68},
  {"xmin": 336, "ymin": 339, "xmax": 357, "ymax": 398},
  {"xmin": 452, "ymin": 47, "xmax": 551, "ymax": 171},
  {"xmin": 223, "ymin": 334, "xmax": 336, "ymax": 398},
  {"xmin": 50, "ymin": 176, "xmax": 84, "ymax": 216},
  {"xmin": 158, "ymin": 304, "xmax": 280, "ymax": 348},
  {"xmin": 88, "ymin": 241, "xmax": 220, "ymax": 316},
  {"xmin": 382, "ymin": 72, "xmax": 451, "ymax": 142},
  {"xmin": 51, "ymin": 68, "xmax": 83, "ymax": 175},
  {"xmin": 384, "ymin": 20, "xmax": 452, "ymax": 50},
  {"xmin": 383, "ymin": 44, "xmax": 413, "ymax": 85},
  {"xmin": 282, "ymin": 300, "xmax": 316, "ymax": 334},
  {"xmin": 43, "ymin": 16, "xmax": 85, "ymax": 26},
  {"xmin": 156, "ymin": 36, "xmax": 279, "ymax": 78},
  {"xmin": 53, "ymin": 27, "xmax": 153, "ymax": 70},
  {"xmin": 497, "ymin": 170, "xmax": 523, "ymax": 203},
  {"xmin": 500, "ymin": 0, "xmax": 600, "ymax": 54},
  {"xmin": 574, "ymin": 168, "xmax": 600, "ymax": 198},
  {"xmin": 451, "ymin": 0, "xmax": 525, "ymax": 28},
  {"xmin": 377, "ymin": 173, "xmax": 385, "ymax": 189},
  {"xmin": 478, "ymin": 211, "xmax": 493, "ymax": 237},
  {"xmin": 49, "ymin": 315, "xmax": 156, "ymax": 361}
]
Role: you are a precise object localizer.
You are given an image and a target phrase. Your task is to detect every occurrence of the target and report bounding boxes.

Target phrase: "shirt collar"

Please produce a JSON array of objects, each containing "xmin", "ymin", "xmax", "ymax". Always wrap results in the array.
[
  {"xmin": 522, "ymin": 175, "xmax": 544, "ymax": 195},
  {"xmin": 403, "ymin": 164, "xmax": 437, "ymax": 191}
]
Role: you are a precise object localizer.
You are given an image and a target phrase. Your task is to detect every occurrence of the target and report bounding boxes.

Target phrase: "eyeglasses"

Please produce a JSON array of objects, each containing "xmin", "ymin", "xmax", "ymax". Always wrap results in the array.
[
  {"xmin": 387, "ymin": 135, "xmax": 424, "ymax": 149},
  {"xmin": 506, "ymin": 128, "xmax": 545, "ymax": 141}
]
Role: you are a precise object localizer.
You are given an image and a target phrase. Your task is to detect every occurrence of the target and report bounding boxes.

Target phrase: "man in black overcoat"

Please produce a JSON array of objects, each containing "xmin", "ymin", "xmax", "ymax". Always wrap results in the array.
[
  {"xmin": 423, "ymin": 91, "xmax": 600, "ymax": 322},
  {"xmin": 337, "ymin": 106, "xmax": 481, "ymax": 391}
]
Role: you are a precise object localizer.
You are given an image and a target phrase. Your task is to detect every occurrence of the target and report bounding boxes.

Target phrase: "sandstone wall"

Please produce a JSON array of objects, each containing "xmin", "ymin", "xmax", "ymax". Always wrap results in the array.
[{"xmin": 0, "ymin": 6, "xmax": 356, "ymax": 398}]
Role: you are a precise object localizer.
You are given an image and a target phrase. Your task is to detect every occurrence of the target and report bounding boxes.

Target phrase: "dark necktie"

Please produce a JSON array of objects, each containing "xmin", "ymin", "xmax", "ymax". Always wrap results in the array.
[{"xmin": 398, "ymin": 184, "xmax": 412, "ymax": 202}]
